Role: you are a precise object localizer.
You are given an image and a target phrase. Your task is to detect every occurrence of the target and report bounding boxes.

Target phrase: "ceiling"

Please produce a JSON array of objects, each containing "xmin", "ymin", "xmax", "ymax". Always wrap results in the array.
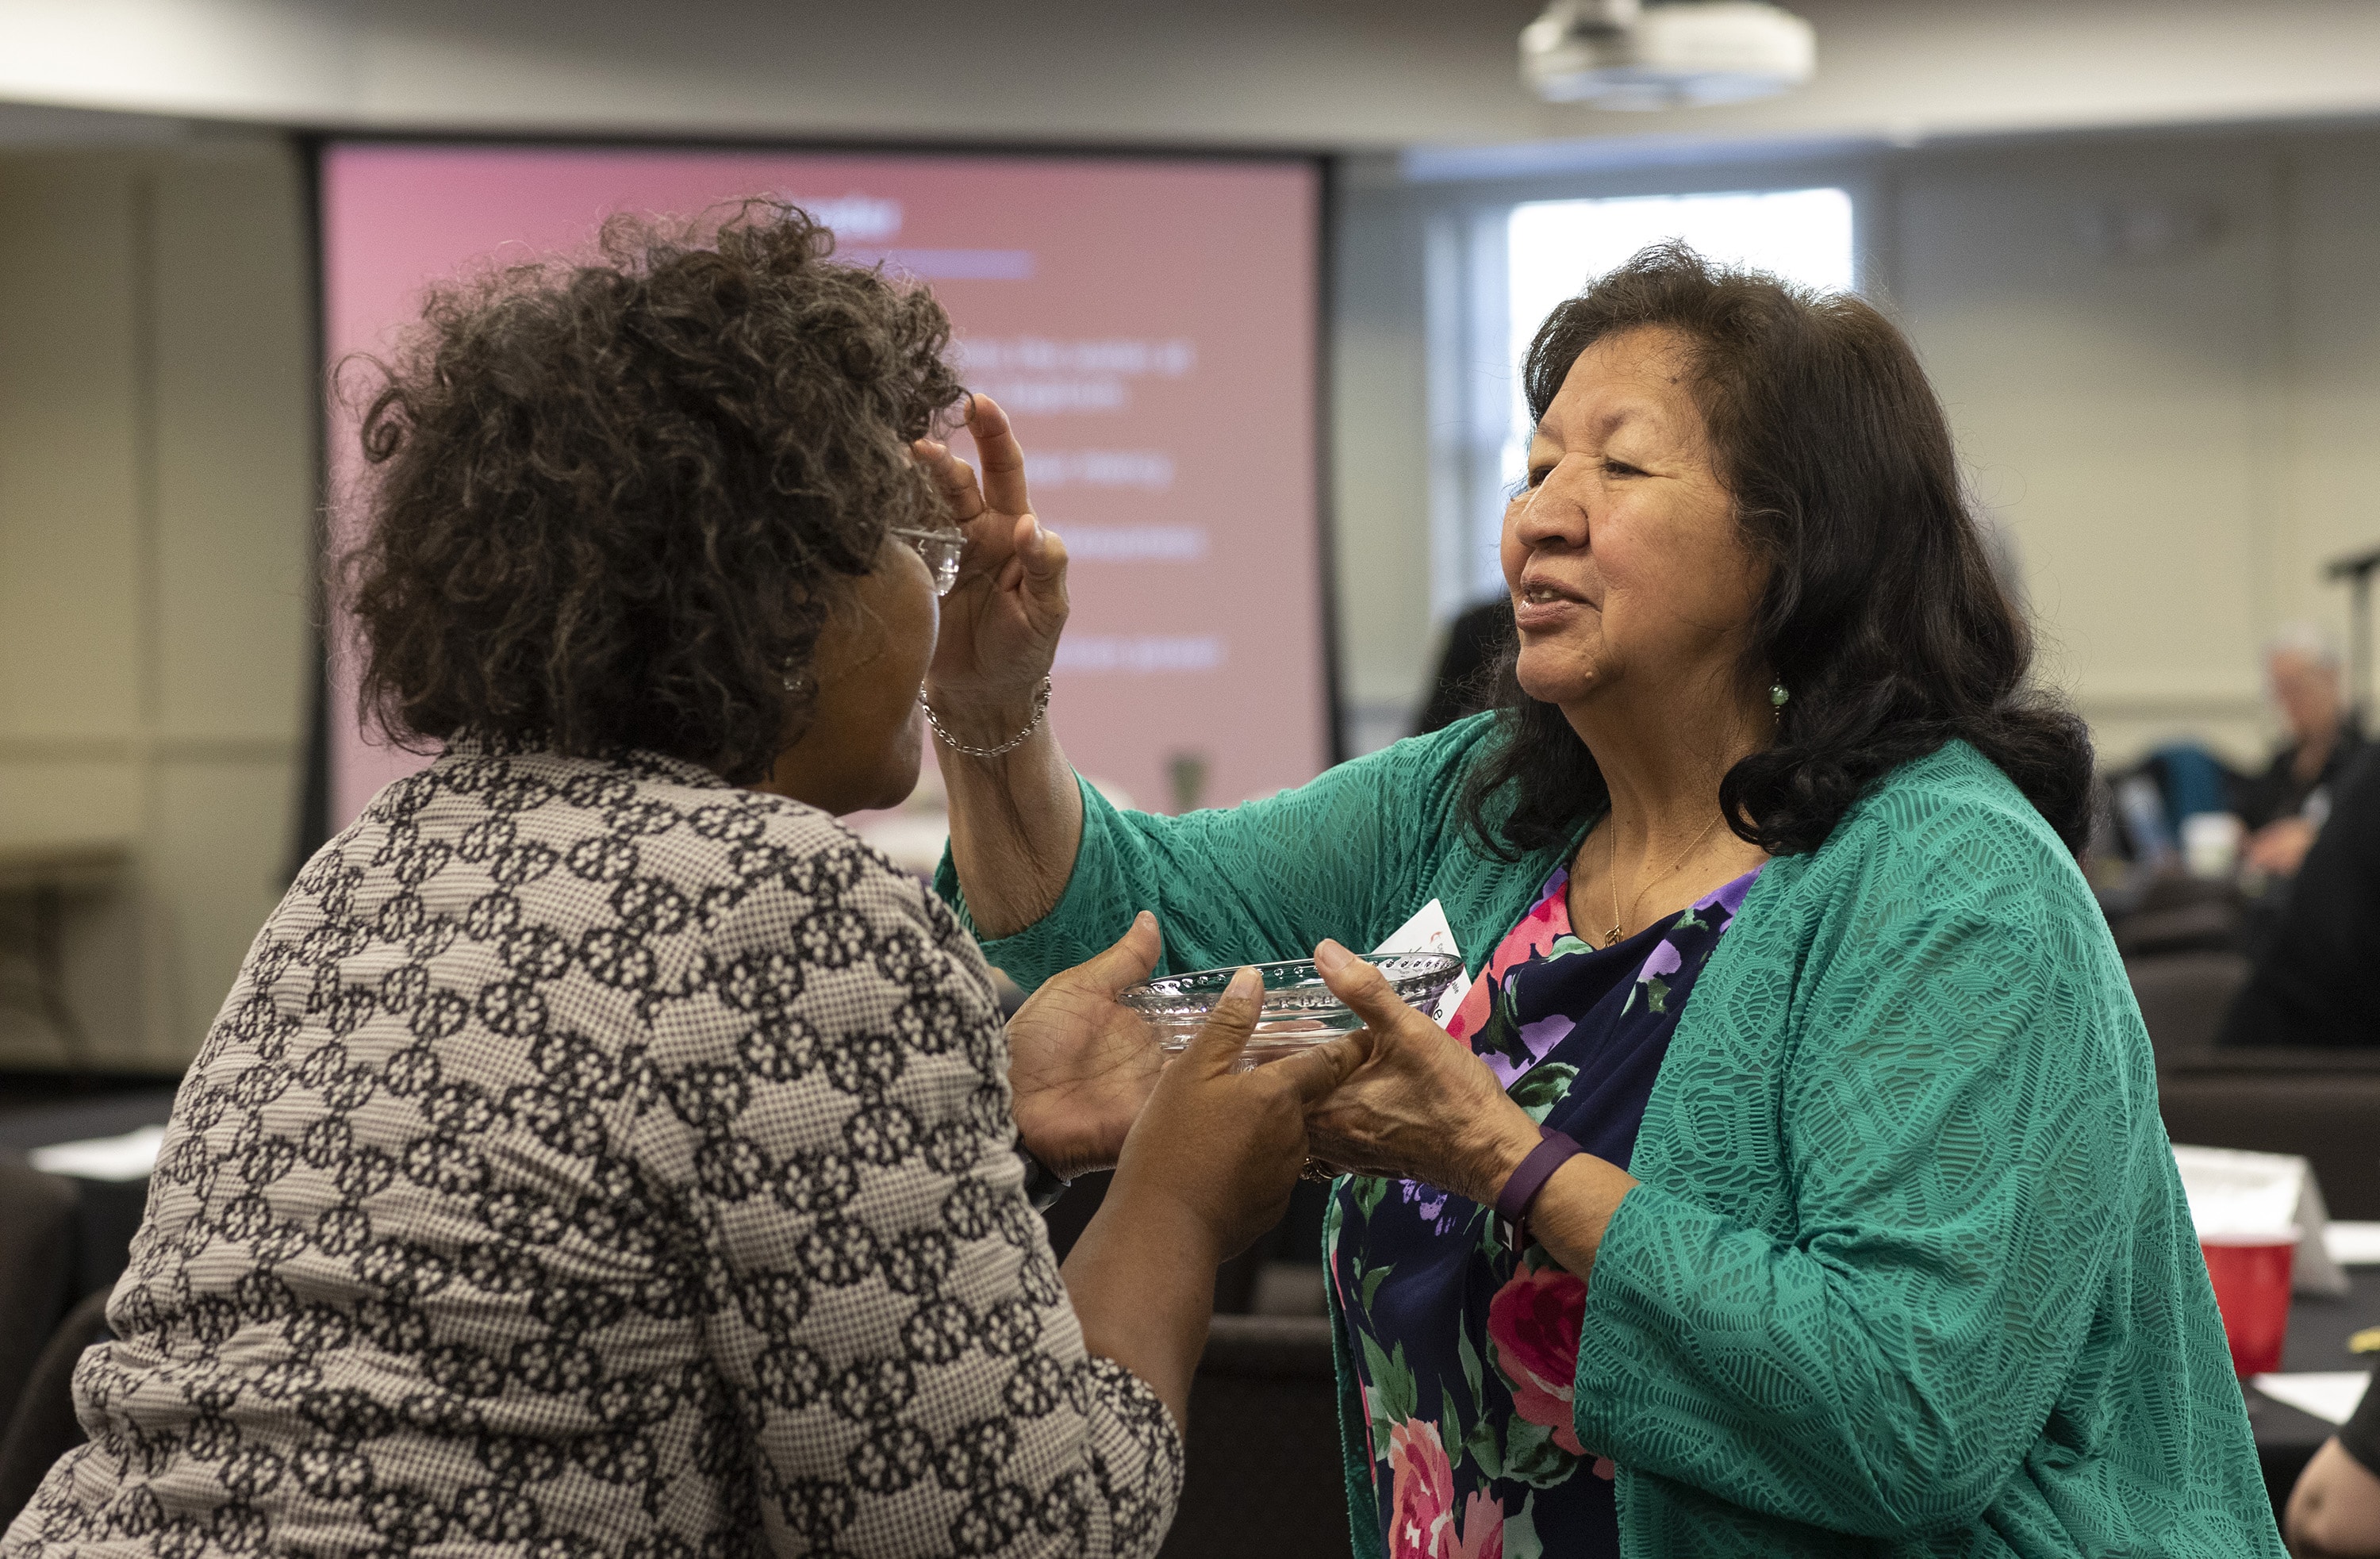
[{"xmin": 5, "ymin": 0, "xmax": 2380, "ymax": 159}]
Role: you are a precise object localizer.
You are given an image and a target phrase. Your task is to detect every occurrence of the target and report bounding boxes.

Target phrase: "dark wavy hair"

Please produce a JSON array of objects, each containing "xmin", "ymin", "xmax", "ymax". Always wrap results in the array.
[
  {"xmin": 340, "ymin": 200, "xmax": 965, "ymax": 784},
  {"xmin": 1461, "ymin": 243, "xmax": 2093, "ymax": 858}
]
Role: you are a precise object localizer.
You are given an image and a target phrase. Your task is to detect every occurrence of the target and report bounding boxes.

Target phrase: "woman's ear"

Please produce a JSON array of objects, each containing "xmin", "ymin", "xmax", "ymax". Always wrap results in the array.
[{"xmin": 806, "ymin": 561, "xmax": 892, "ymax": 684}]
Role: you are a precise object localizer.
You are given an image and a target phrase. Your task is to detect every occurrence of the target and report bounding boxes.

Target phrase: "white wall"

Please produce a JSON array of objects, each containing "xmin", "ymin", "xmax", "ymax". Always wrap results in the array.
[
  {"xmin": 1335, "ymin": 124, "xmax": 2380, "ymax": 765},
  {"xmin": 1887, "ymin": 127, "xmax": 2380, "ymax": 765},
  {"xmin": 0, "ymin": 139, "xmax": 314, "ymax": 1072},
  {"xmin": 1890, "ymin": 136, "xmax": 2278, "ymax": 763}
]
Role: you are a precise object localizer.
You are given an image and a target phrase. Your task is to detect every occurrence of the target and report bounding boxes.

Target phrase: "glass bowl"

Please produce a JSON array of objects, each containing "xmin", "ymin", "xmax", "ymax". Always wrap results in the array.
[{"xmin": 1118, "ymin": 952, "xmax": 1463, "ymax": 1068}]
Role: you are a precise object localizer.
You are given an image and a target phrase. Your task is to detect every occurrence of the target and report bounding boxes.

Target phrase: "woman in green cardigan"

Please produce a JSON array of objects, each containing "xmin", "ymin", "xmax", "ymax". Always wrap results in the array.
[{"xmin": 921, "ymin": 244, "xmax": 2279, "ymax": 1556}]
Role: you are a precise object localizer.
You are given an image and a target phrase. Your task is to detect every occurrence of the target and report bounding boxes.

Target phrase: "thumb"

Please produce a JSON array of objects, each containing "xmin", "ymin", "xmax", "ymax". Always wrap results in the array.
[
  {"xmin": 1077, "ymin": 911, "xmax": 1161, "ymax": 996},
  {"xmin": 1265, "ymin": 1027, "xmax": 1371, "ymax": 1109},
  {"xmin": 1311, "ymin": 939, "xmax": 1416, "ymax": 1033},
  {"xmin": 1180, "ymin": 965, "xmax": 1264, "ymax": 1077}
]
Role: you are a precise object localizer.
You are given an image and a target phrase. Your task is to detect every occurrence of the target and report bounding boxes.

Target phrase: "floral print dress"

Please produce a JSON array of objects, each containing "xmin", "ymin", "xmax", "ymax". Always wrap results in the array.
[{"xmin": 1326, "ymin": 863, "xmax": 1760, "ymax": 1559}]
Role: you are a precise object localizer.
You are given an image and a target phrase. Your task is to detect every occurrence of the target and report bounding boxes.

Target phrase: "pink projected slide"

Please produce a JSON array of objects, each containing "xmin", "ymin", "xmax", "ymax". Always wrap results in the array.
[{"xmin": 320, "ymin": 143, "xmax": 1325, "ymax": 830}]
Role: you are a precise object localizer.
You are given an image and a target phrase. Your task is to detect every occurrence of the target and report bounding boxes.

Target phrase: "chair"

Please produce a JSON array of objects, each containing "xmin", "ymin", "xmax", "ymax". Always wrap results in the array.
[
  {"xmin": 0, "ymin": 1154, "xmax": 79, "ymax": 1420},
  {"xmin": 0, "ymin": 1286, "xmax": 112, "ymax": 1526},
  {"xmin": 2113, "ymin": 900, "xmax": 2244, "ymax": 959},
  {"xmin": 2127, "ymin": 952, "xmax": 2252, "ymax": 1060},
  {"xmin": 1158, "ymin": 1315, "xmax": 1349, "ymax": 1559},
  {"xmin": 2131, "ymin": 876, "xmax": 2241, "ymax": 916},
  {"xmin": 2159, "ymin": 1049, "xmax": 2380, "ymax": 1218}
]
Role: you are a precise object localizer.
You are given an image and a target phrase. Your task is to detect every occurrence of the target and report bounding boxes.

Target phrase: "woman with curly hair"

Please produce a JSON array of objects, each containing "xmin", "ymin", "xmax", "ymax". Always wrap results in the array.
[
  {"xmin": 931, "ymin": 244, "xmax": 2280, "ymax": 1556},
  {"xmin": 2, "ymin": 203, "xmax": 1354, "ymax": 1559}
]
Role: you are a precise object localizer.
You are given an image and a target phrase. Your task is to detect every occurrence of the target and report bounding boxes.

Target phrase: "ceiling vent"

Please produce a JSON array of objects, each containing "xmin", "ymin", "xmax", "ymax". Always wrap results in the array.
[{"xmin": 1521, "ymin": 0, "xmax": 1816, "ymax": 110}]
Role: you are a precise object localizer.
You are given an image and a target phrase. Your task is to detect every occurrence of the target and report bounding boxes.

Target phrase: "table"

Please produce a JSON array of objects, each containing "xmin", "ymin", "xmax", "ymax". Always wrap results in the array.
[{"xmin": 2250, "ymin": 1268, "xmax": 2380, "ymax": 1526}]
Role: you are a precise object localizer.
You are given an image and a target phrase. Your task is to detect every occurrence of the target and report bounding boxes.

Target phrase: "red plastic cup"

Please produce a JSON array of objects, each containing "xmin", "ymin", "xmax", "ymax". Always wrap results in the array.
[{"xmin": 2200, "ymin": 1231, "xmax": 2298, "ymax": 1377}]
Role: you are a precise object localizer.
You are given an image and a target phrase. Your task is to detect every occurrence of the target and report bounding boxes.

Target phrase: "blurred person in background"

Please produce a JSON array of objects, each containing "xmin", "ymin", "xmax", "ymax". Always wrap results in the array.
[
  {"xmin": 928, "ymin": 244, "xmax": 2279, "ymax": 1557},
  {"xmin": 2220, "ymin": 743, "xmax": 2380, "ymax": 1046},
  {"xmin": 2236, "ymin": 624, "xmax": 2364, "ymax": 879},
  {"xmin": 2, "ymin": 203, "xmax": 1354, "ymax": 1559},
  {"xmin": 1413, "ymin": 596, "xmax": 1514, "ymax": 735}
]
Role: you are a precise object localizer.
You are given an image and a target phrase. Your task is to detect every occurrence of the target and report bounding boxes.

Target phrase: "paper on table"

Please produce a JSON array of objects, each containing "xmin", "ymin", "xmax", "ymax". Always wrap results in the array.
[
  {"xmin": 1372, "ymin": 898, "xmax": 1471, "ymax": 1026},
  {"xmin": 2326, "ymin": 1221, "xmax": 2380, "ymax": 1267},
  {"xmin": 2253, "ymin": 1371, "xmax": 2373, "ymax": 1426},
  {"xmin": 2173, "ymin": 1142, "xmax": 2349, "ymax": 1296},
  {"xmin": 29, "ymin": 1123, "xmax": 167, "ymax": 1182}
]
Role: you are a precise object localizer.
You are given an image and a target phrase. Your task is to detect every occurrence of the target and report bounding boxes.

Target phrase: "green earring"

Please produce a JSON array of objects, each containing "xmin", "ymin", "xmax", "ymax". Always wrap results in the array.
[{"xmin": 1770, "ymin": 683, "xmax": 1789, "ymax": 717}]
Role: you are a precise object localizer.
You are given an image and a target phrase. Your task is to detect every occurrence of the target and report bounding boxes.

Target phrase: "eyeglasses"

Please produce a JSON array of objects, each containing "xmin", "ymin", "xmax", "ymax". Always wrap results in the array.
[{"xmin": 890, "ymin": 526, "xmax": 964, "ymax": 596}]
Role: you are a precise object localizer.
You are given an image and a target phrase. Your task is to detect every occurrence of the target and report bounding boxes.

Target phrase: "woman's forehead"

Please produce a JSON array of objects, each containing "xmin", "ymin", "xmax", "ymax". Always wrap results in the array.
[{"xmin": 1535, "ymin": 327, "xmax": 1700, "ymax": 444}]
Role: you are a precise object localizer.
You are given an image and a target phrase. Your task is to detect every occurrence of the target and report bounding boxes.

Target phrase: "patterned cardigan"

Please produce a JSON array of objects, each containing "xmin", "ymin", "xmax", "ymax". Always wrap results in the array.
[{"xmin": 4, "ymin": 743, "xmax": 1181, "ymax": 1559}]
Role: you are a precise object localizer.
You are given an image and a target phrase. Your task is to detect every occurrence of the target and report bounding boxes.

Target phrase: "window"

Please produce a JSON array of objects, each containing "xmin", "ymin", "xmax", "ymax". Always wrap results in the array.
[
  {"xmin": 1430, "ymin": 186, "xmax": 1857, "ymax": 615},
  {"xmin": 1504, "ymin": 189, "xmax": 1856, "ymax": 501}
]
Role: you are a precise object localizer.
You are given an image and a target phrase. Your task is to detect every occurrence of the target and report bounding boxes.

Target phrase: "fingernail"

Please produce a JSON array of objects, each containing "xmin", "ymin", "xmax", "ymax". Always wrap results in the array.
[
  {"xmin": 1223, "ymin": 966, "xmax": 1261, "ymax": 1004},
  {"xmin": 1313, "ymin": 940, "xmax": 1350, "ymax": 974},
  {"xmin": 963, "ymin": 390, "xmax": 977, "ymax": 418}
]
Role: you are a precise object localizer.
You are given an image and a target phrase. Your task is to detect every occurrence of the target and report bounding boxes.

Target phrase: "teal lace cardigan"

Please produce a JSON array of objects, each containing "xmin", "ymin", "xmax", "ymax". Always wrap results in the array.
[{"xmin": 935, "ymin": 717, "xmax": 2282, "ymax": 1557}]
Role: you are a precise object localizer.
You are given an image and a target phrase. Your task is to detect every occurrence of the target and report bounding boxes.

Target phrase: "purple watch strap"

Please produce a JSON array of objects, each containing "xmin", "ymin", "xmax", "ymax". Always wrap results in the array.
[{"xmin": 1495, "ymin": 1126, "xmax": 1584, "ymax": 1224}]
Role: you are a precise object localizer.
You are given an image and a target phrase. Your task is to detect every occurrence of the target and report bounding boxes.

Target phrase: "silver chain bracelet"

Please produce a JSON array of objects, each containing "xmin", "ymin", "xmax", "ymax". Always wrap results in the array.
[{"xmin": 920, "ymin": 675, "xmax": 1052, "ymax": 758}]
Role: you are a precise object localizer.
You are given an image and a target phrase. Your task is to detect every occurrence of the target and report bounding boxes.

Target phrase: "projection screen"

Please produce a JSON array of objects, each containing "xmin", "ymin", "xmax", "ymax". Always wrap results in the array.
[{"xmin": 318, "ymin": 141, "xmax": 1329, "ymax": 836}]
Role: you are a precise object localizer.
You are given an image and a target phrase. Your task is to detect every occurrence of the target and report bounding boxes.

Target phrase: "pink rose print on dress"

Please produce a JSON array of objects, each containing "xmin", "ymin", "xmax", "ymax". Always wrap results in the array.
[
  {"xmin": 1487, "ymin": 1264, "xmax": 1587, "ymax": 1457},
  {"xmin": 1386, "ymin": 1419, "xmax": 1453, "ymax": 1559},
  {"xmin": 1453, "ymin": 1489, "xmax": 1506, "ymax": 1559},
  {"xmin": 1386, "ymin": 1420, "xmax": 1506, "ymax": 1559},
  {"xmin": 1444, "ymin": 870, "xmax": 1572, "ymax": 1048}
]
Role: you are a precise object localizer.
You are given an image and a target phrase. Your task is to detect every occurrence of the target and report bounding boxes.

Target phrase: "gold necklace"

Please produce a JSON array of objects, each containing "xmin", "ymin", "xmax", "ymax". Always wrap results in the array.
[{"xmin": 1603, "ymin": 812, "xmax": 1726, "ymax": 947}]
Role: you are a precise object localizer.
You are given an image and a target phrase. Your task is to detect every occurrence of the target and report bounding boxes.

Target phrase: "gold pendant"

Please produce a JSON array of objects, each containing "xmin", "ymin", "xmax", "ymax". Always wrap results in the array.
[{"xmin": 1603, "ymin": 923, "xmax": 1623, "ymax": 947}]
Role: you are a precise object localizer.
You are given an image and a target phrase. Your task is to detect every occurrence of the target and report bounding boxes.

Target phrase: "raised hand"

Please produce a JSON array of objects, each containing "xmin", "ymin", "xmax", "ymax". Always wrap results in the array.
[
  {"xmin": 917, "ymin": 392, "xmax": 1084, "ymax": 942},
  {"xmin": 1004, "ymin": 911, "xmax": 1167, "ymax": 1181},
  {"xmin": 914, "ymin": 394, "xmax": 1069, "ymax": 726}
]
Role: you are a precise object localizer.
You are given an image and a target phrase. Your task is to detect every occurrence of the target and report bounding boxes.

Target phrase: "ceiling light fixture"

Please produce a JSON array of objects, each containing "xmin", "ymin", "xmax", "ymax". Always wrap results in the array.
[{"xmin": 1520, "ymin": 0, "xmax": 1816, "ymax": 110}]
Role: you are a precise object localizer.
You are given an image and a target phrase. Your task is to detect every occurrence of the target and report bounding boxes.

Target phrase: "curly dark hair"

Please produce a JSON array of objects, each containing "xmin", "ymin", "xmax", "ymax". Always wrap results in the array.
[
  {"xmin": 1461, "ymin": 242, "xmax": 2094, "ymax": 859},
  {"xmin": 340, "ymin": 200, "xmax": 965, "ymax": 784}
]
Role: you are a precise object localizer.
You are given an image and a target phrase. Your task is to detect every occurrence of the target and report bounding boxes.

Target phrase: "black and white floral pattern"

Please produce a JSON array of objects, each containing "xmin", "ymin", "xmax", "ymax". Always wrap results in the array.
[{"xmin": 4, "ymin": 743, "xmax": 1181, "ymax": 1558}]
